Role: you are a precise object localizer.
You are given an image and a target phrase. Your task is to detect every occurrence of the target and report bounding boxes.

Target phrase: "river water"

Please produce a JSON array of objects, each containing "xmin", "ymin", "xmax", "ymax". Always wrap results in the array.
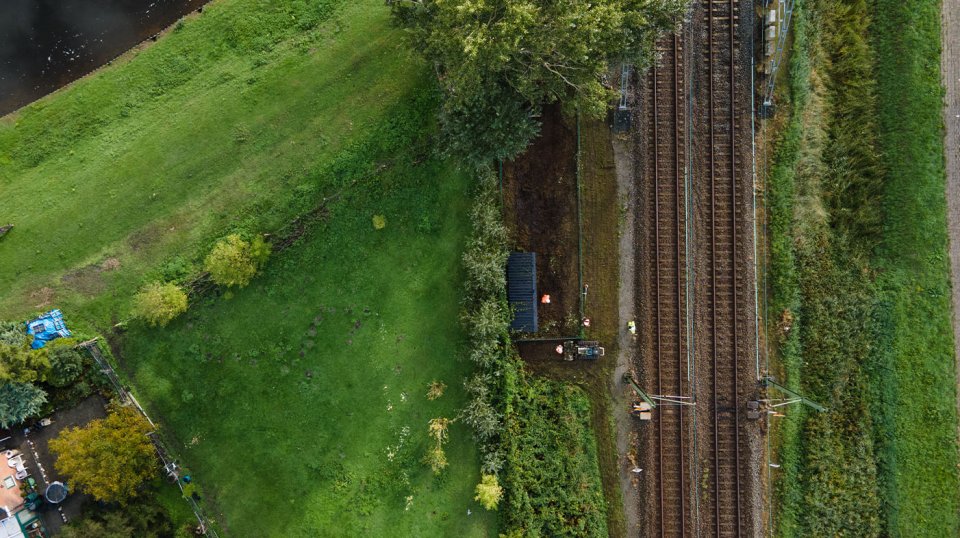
[{"xmin": 0, "ymin": 0, "xmax": 208, "ymax": 116}]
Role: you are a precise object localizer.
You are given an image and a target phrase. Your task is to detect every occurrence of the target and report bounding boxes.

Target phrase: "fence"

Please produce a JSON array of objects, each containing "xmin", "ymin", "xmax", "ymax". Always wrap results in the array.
[{"xmin": 77, "ymin": 338, "xmax": 221, "ymax": 538}]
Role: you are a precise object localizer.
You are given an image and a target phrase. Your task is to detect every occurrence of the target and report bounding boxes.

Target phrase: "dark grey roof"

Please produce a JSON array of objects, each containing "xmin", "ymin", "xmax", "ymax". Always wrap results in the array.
[{"xmin": 506, "ymin": 252, "xmax": 538, "ymax": 332}]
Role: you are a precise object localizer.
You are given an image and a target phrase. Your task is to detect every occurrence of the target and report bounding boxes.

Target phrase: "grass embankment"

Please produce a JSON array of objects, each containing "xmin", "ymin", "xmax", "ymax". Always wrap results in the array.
[
  {"xmin": 2, "ymin": 0, "xmax": 497, "ymax": 535},
  {"xmin": 0, "ymin": 0, "xmax": 420, "ymax": 326},
  {"xmin": 769, "ymin": 0, "xmax": 960, "ymax": 535}
]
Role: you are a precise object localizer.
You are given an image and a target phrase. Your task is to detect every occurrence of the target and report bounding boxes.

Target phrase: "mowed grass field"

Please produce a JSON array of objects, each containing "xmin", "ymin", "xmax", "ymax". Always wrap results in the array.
[
  {"xmin": 0, "ymin": 0, "xmax": 420, "ymax": 327},
  {"xmin": 1, "ymin": 0, "xmax": 496, "ymax": 534}
]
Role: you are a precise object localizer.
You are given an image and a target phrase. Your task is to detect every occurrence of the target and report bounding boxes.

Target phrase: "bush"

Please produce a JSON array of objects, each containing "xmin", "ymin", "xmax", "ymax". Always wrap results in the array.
[
  {"xmin": 0, "ymin": 322, "xmax": 26, "ymax": 346},
  {"xmin": 46, "ymin": 342, "xmax": 86, "ymax": 388},
  {"xmin": 0, "ymin": 382, "xmax": 47, "ymax": 428},
  {"xmin": 204, "ymin": 234, "xmax": 271, "ymax": 288},
  {"xmin": 475, "ymin": 474, "xmax": 503, "ymax": 510},
  {"xmin": 501, "ymin": 363, "xmax": 608, "ymax": 536},
  {"xmin": 59, "ymin": 497, "xmax": 175, "ymax": 538},
  {"xmin": 133, "ymin": 282, "xmax": 188, "ymax": 327},
  {"xmin": 0, "ymin": 343, "xmax": 50, "ymax": 384}
]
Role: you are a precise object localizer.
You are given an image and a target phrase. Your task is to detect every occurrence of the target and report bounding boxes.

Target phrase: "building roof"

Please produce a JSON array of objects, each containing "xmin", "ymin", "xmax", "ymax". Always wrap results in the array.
[{"xmin": 506, "ymin": 252, "xmax": 538, "ymax": 332}]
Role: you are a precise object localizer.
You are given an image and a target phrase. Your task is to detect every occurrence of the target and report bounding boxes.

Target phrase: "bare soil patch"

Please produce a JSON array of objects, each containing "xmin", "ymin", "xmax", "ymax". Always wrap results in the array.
[
  {"xmin": 503, "ymin": 104, "xmax": 581, "ymax": 339},
  {"xmin": 61, "ymin": 264, "xmax": 106, "ymax": 296},
  {"xmin": 942, "ymin": 0, "xmax": 960, "ymax": 443}
]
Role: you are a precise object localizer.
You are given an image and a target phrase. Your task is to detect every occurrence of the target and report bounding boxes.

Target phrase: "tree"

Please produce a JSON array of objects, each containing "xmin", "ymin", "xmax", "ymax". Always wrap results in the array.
[
  {"xmin": 132, "ymin": 282, "xmax": 188, "ymax": 327},
  {"xmin": 50, "ymin": 406, "xmax": 156, "ymax": 503},
  {"xmin": 0, "ymin": 343, "xmax": 50, "ymax": 384},
  {"xmin": 475, "ymin": 473, "xmax": 503, "ymax": 510},
  {"xmin": 204, "ymin": 234, "xmax": 271, "ymax": 288},
  {"xmin": 0, "ymin": 321, "xmax": 26, "ymax": 346},
  {"xmin": 0, "ymin": 382, "xmax": 47, "ymax": 428},
  {"xmin": 59, "ymin": 499, "xmax": 175, "ymax": 538},
  {"xmin": 47, "ymin": 342, "xmax": 86, "ymax": 388},
  {"xmin": 391, "ymin": 0, "xmax": 685, "ymax": 163}
]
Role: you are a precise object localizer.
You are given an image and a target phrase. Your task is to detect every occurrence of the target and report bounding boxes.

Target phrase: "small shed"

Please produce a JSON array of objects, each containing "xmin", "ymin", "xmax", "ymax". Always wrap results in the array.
[{"xmin": 507, "ymin": 252, "xmax": 538, "ymax": 332}]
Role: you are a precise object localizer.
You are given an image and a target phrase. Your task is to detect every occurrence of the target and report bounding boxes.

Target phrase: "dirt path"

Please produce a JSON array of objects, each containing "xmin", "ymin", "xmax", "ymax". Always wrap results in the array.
[
  {"xmin": 942, "ymin": 0, "xmax": 960, "ymax": 438},
  {"xmin": 612, "ymin": 133, "xmax": 642, "ymax": 536}
]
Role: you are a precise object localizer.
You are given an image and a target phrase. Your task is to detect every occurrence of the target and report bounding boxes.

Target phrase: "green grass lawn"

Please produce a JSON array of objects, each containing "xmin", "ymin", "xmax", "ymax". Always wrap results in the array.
[
  {"xmin": 872, "ymin": 0, "xmax": 960, "ymax": 532},
  {"xmin": 0, "ymin": 0, "xmax": 421, "ymax": 327},
  {"xmin": 122, "ymin": 161, "xmax": 494, "ymax": 536}
]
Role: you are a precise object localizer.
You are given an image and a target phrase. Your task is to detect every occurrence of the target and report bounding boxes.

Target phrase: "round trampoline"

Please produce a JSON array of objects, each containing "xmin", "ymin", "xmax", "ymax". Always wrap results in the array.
[{"xmin": 44, "ymin": 481, "xmax": 68, "ymax": 504}]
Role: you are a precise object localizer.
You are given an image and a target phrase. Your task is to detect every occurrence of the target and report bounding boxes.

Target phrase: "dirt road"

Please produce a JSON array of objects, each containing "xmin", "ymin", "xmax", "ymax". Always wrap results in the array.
[{"xmin": 942, "ymin": 0, "xmax": 960, "ymax": 437}]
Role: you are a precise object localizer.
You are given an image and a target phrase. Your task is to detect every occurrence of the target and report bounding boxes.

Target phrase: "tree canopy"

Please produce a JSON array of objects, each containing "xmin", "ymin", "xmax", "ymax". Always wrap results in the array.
[
  {"xmin": 0, "ymin": 382, "xmax": 46, "ymax": 428},
  {"xmin": 392, "ymin": 0, "xmax": 685, "ymax": 163},
  {"xmin": 50, "ymin": 406, "xmax": 156, "ymax": 503},
  {"xmin": 204, "ymin": 234, "xmax": 271, "ymax": 288},
  {"xmin": 59, "ymin": 499, "xmax": 176, "ymax": 538},
  {"xmin": 132, "ymin": 282, "xmax": 189, "ymax": 327},
  {"xmin": 0, "ymin": 344, "xmax": 50, "ymax": 384},
  {"xmin": 46, "ymin": 341, "xmax": 86, "ymax": 388}
]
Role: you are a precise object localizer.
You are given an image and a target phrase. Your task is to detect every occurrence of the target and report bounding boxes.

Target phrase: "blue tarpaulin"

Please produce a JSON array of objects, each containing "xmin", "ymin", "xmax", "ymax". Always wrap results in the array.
[{"xmin": 25, "ymin": 309, "xmax": 71, "ymax": 349}]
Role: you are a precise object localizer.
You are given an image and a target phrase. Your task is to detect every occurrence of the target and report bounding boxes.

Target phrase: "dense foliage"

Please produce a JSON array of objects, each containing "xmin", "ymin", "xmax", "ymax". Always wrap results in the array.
[
  {"xmin": 133, "ymin": 282, "xmax": 189, "ymax": 327},
  {"xmin": 391, "ymin": 0, "xmax": 684, "ymax": 163},
  {"xmin": 457, "ymin": 170, "xmax": 607, "ymax": 535},
  {"xmin": 0, "ymin": 382, "xmax": 46, "ymax": 428},
  {"xmin": 0, "ymin": 322, "xmax": 26, "ymax": 346},
  {"xmin": 475, "ymin": 474, "xmax": 502, "ymax": 510},
  {"xmin": 46, "ymin": 341, "xmax": 87, "ymax": 388},
  {"xmin": 0, "ymin": 344, "xmax": 50, "ymax": 384},
  {"xmin": 204, "ymin": 234, "xmax": 271, "ymax": 288},
  {"xmin": 59, "ymin": 498, "xmax": 178, "ymax": 538},
  {"xmin": 769, "ymin": 0, "xmax": 959, "ymax": 534},
  {"xmin": 51, "ymin": 406, "xmax": 157, "ymax": 503},
  {"xmin": 501, "ymin": 372, "xmax": 607, "ymax": 537}
]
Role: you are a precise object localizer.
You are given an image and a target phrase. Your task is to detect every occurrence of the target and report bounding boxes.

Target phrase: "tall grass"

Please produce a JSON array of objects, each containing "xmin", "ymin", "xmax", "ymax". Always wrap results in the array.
[{"xmin": 769, "ymin": 0, "xmax": 959, "ymax": 534}]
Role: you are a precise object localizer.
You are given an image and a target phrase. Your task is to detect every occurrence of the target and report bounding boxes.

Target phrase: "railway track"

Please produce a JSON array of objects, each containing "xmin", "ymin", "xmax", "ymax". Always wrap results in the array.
[
  {"xmin": 702, "ymin": 0, "xmax": 745, "ymax": 534},
  {"xmin": 648, "ymin": 33, "xmax": 691, "ymax": 538},
  {"xmin": 638, "ymin": 0, "xmax": 751, "ymax": 534}
]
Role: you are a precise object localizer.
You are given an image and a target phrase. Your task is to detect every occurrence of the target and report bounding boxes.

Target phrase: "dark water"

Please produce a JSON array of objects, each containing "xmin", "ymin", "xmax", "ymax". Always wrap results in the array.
[{"xmin": 0, "ymin": 0, "xmax": 208, "ymax": 116}]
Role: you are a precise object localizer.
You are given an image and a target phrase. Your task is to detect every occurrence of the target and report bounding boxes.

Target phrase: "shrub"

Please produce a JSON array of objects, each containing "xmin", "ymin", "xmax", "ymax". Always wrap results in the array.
[
  {"xmin": 204, "ymin": 234, "xmax": 271, "ymax": 288},
  {"xmin": 59, "ymin": 497, "xmax": 175, "ymax": 538},
  {"xmin": 475, "ymin": 474, "xmax": 503, "ymax": 510},
  {"xmin": 0, "ymin": 382, "xmax": 47, "ymax": 428},
  {"xmin": 426, "ymin": 380, "xmax": 446, "ymax": 400},
  {"xmin": 0, "ymin": 322, "xmax": 26, "ymax": 346},
  {"xmin": 372, "ymin": 214, "xmax": 387, "ymax": 230},
  {"xmin": 47, "ymin": 342, "xmax": 86, "ymax": 388},
  {"xmin": 132, "ymin": 282, "xmax": 188, "ymax": 327},
  {"xmin": 424, "ymin": 418, "xmax": 451, "ymax": 475},
  {"xmin": 0, "ymin": 343, "xmax": 50, "ymax": 384}
]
